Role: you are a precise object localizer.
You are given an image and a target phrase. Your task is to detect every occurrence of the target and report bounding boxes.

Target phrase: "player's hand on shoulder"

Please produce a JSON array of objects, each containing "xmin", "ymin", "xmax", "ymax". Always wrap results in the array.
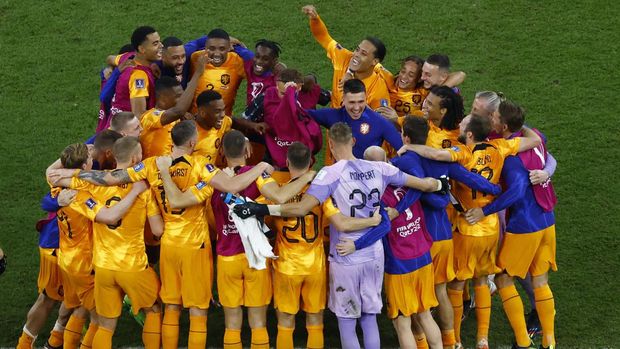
[
  {"xmin": 397, "ymin": 144, "xmax": 413, "ymax": 156},
  {"xmin": 386, "ymin": 207, "xmax": 399, "ymax": 221},
  {"xmin": 155, "ymin": 156, "xmax": 173, "ymax": 172},
  {"xmin": 257, "ymin": 161, "xmax": 275, "ymax": 175},
  {"xmin": 149, "ymin": 62, "xmax": 161, "ymax": 79},
  {"xmin": 131, "ymin": 180, "xmax": 149, "ymax": 195},
  {"xmin": 222, "ymin": 167, "xmax": 235, "ymax": 177},
  {"xmin": 57, "ymin": 189, "xmax": 77, "ymax": 207},
  {"xmin": 464, "ymin": 207, "xmax": 484, "ymax": 225},
  {"xmin": 302, "ymin": 170, "xmax": 317, "ymax": 182},
  {"xmin": 119, "ymin": 58, "xmax": 136, "ymax": 73},
  {"xmin": 302, "ymin": 5, "xmax": 318, "ymax": 19},
  {"xmin": 196, "ymin": 52, "xmax": 209, "ymax": 73},
  {"xmin": 229, "ymin": 36, "xmax": 246, "ymax": 48},
  {"xmin": 251, "ymin": 122, "xmax": 269, "ymax": 135}
]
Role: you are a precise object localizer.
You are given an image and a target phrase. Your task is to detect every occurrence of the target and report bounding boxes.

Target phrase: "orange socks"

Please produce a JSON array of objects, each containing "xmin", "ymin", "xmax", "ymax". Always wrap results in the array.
[
  {"xmin": 142, "ymin": 312, "xmax": 161, "ymax": 349},
  {"xmin": 441, "ymin": 329, "xmax": 456, "ymax": 347},
  {"xmin": 63, "ymin": 315, "xmax": 86, "ymax": 349},
  {"xmin": 162, "ymin": 308, "xmax": 181, "ymax": 349},
  {"xmin": 80, "ymin": 323, "xmax": 98, "ymax": 349},
  {"xmin": 223, "ymin": 328, "xmax": 242, "ymax": 349},
  {"xmin": 250, "ymin": 327, "xmax": 269, "ymax": 349},
  {"xmin": 188, "ymin": 315, "xmax": 207, "ymax": 349},
  {"xmin": 448, "ymin": 288, "xmax": 464, "ymax": 344},
  {"xmin": 16, "ymin": 328, "xmax": 36, "ymax": 349},
  {"xmin": 92, "ymin": 326, "xmax": 113, "ymax": 349},
  {"xmin": 47, "ymin": 327, "xmax": 64, "ymax": 348},
  {"xmin": 415, "ymin": 333, "xmax": 429, "ymax": 349},
  {"xmin": 276, "ymin": 325, "xmax": 294, "ymax": 349},
  {"xmin": 474, "ymin": 284, "xmax": 491, "ymax": 342},
  {"xmin": 306, "ymin": 325, "xmax": 324, "ymax": 349},
  {"xmin": 534, "ymin": 285, "xmax": 556, "ymax": 348},
  {"xmin": 499, "ymin": 285, "xmax": 530, "ymax": 347}
]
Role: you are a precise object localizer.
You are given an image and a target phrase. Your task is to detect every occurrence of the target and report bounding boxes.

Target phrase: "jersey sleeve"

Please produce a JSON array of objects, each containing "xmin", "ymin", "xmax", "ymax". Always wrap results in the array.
[
  {"xmin": 497, "ymin": 138, "xmax": 521, "ymax": 158},
  {"xmin": 306, "ymin": 108, "xmax": 337, "ymax": 127},
  {"xmin": 189, "ymin": 180, "xmax": 214, "ymax": 203},
  {"xmin": 126, "ymin": 159, "xmax": 151, "ymax": 182},
  {"xmin": 255, "ymin": 172, "xmax": 276, "ymax": 190},
  {"xmin": 198, "ymin": 163, "xmax": 220, "ymax": 183},
  {"xmin": 309, "ymin": 16, "xmax": 340, "ymax": 59},
  {"xmin": 306, "ymin": 167, "xmax": 338, "ymax": 204},
  {"xmin": 482, "ymin": 156, "xmax": 528, "ymax": 216},
  {"xmin": 68, "ymin": 191, "xmax": 103, "ymax": 222},
  {"xmin": 128, "ymin": 69, "xmax": 150, "ymax": 99},
  {"xmin": 70, "ymin": 177, "xmax": 96, "ymax": 191},
  {"xmin": 382, "ymin": 118, "xmax": 404, "ymax": 150},
  {"xmin": 380, "ymin": 162, "xmax": 408, "ymax": 188},
  {"xmin": 140, "ymin": 110, "xmax": 163, "ymax": 132},
  {"xmin": 322, "ymin": 197, "xmax": 340, "ymax": 219},
  {"xmin": 144, "ymin": 189, "xmax": 161, "ymax": 217},
  {"xmin": 448, "ymin": 145, "xmax": 468, "ymax": 163}
]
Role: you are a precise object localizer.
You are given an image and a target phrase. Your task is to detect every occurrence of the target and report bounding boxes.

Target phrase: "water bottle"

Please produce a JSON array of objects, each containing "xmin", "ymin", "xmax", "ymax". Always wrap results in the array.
[{"xmin": 221, "ymin": 192, "xmax": 245, "ymax": 205}]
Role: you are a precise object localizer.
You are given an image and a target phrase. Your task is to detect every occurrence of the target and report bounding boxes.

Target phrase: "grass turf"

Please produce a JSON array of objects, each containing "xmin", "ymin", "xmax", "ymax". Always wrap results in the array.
[{"xmin": 1, "ymin": 0, "xmax": 619, "ymax": 347}]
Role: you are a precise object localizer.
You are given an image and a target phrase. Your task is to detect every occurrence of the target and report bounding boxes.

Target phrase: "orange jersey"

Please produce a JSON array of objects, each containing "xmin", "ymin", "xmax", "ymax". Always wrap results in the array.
[
  {"xmin": 190, "ymin": 50, "xmax": 245, "ymax": 115},
  {"xmin": 194, "ymin": 116, "xmax": 232, "ymax": 165},
  {"xmin": 309, "ymin": 16, "xmax": 390, "ymax": 109},
  {"xmin": 379, "ymin": 68, "xmax": 429, "ymax": 117},
  {"xmin": 127, "ymin": 155, "xmax": 219, "ymax": 249},
  {"xmin": 70, "ymin": 177, "xmax": 160, "ymax": 272},
  {"xmin": 140, "ymin": 108, "xmax": 177, "ymax": 158},
  {"xmin": 56, "ymin": 190, "xmax": 95, "ymax": 276},
  {"xmin": 448, "ymin": 138, "xmax": 521, "ymax": 236},
  {"xmin": 427, "ymin": 121, "xmax": 461, "ymax": 149}
]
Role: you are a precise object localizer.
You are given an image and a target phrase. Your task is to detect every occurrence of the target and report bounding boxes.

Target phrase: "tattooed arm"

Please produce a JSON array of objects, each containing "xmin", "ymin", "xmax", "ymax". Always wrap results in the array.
[{"xmin": 76, "ymin": 169, "xmax": 133, "ymax": 186}]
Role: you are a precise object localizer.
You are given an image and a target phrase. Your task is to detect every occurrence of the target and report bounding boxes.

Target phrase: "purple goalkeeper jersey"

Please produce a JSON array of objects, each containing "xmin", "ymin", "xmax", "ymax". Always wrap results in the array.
[{"xmin": 306, "ymin": 159, "xmax": 407, "ymax": 265}]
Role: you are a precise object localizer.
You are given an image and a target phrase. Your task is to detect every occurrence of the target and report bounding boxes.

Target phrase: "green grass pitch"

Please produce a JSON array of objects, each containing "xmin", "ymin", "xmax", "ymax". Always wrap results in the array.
[{"xmin": 1, "ymin": 0, "xmax": 618, "ymax": 347}]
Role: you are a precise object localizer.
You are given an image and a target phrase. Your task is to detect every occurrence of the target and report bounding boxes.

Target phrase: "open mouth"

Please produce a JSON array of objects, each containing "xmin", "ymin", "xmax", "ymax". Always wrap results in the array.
[
  {"xmin": 350, "ymin": 58, "xmax": 360, "ymax": 67},
  {"xmin": 211, "ymin": 56, "xmax": 223, "ymax": 65},
  {"xmin": 254, "ymin": 64, "xmax": 265, "ymax": 74}
]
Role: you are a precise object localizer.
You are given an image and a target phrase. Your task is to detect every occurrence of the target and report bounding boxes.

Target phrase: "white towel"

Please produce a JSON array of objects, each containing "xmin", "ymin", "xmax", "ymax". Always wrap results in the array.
[{"xmin": 228, "ymin": 199, "xmax": 277, "ymax": 270}]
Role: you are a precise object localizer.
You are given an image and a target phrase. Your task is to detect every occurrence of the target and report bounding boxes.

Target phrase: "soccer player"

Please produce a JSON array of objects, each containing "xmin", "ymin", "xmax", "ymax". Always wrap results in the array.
[
  {"xmin": 193, "ymin": 90, "xmax": 233, "ymax": 165},
  {"xmin": 16, "ymin": 191, "xmax": 75, "ymax": 349},
  {"xmin": 158, "ymin": 35, "xmax": 207, "ymax": 87},
  {"xmin": 111, "ymin": 26, "xmax": 163, "ymax": 117},
  {"xmin": 86, "ymin": 112, "xmax": 142, "ymax": 145},
  {"xmin": 243, "ymin": 39, "xmax": 282, "ymax": 105},
  {"xmin": 233, "ymin": 123, "xmax": 448, "ymax": 349},
  {"xmin": 140, "ymin": 53, "xmax": 206, "ymax": 159},
  {"xmin": 190, "ymin": 29, "xmax": 246, "ymax": 115},
  {"xmin": 301, "ymin": 4, "xmax": 390, "ymax": 109},
  {"xmin": 421, "ymin": 54, "xmax": 462, "ymax": 91},
  {"xmin": 48, "ymin": 137, "xmax": 164, "ymax": 349},
  {"xmin": 470, "ymin": 91, "xmax": 503, "ymax": 119},
  {"xmin": 423, "ymin": 85, "xmax": 464, "ymax": 150},
  {"xmin": 399, "ymin": 114, "xmax": 542, "ymax": 349},
  {"xmin": 464, "ymin": 101, "xmax": 558, "ymax": 349},
  {"xmin": 307, "ymin": 79, "xmax": 402, "ymax": 160}
]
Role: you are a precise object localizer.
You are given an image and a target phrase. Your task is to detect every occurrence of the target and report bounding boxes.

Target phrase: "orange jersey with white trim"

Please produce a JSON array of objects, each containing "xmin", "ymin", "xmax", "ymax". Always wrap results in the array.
[
  {"xmin": 190, "ymin": 50, "xmax": 245, "ymax": 115},
  {"xmin": 56, "ymin": 190, "xmax": 95, "ymax": 276},
  {"xmin": 70, "ymin": 177, "xmax": 159, "ymax": 272},
  {"xmin": 193, "ymin": 116, "xmax": 232, "ymax": 165},
  {"xmin": 309, "ymin": 16, "xmax": 390, "ymax": 109},
  {"xmin": 127, "ymin": 155, "xmax": 219, "ymax": 249},
  {"xmin": 447, "ymin": 138, "xmax": 521, "ymax": 236},
  {"xmin": 140, "ymin": 108, "xmax": 177, "ymax": 158}
]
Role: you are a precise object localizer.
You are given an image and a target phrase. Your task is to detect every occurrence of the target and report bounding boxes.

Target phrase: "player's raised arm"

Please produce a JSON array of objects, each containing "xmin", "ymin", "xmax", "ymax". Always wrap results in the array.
[
  {"xmin": 160, "ymin": 54, "xmax": 207, "ymax": 125},
  {"xmin": 302, "ymin": 5, "xmax": 335, "ymax": 50},
  {"xmin": 94, "ymin": 180, "xmax": 148, "ymax": 225},
  {"xmin": 516, "ymin": 126, "xmax": 542, "ymax": 152},
  {"xmin": 444, "ymin": 71, "xmax": 467, "ymax": 87}
]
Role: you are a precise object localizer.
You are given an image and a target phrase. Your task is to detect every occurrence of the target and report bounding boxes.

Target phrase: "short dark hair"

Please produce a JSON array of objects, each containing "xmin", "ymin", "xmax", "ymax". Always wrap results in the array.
[
  {"xmin": 60, "ymin": 143, "xmax": 89, "ymax": 169},
  {"xmin": 466, "ymin": 114, "xmax": 492, "ymax": 142},
  {"xmin": 131, "ymin": 26, "xmax": 157, "ymax": 51},
  {"xmin": 118, "ymin": 44, "xmax": 134, "ymax": 54},
  {"xmin": 402, "ymin": 116, "xmax": 429, "ymax": 145},
  {"xmin": 426, "ymin": 54, "xmax": 451, "ymax": 71},
  {"xmin": 94, "ymin": 129, "xmax": 123, "ymax": 151},
  {"xmin": 112, "ymin": 136, "xmax": 141, "ymax": 163},
  {"xmin": 196, "ymin": 90, "xmax": 222, "ymax": 108},
  {"xmin": 278, "ymin": 68, "xmax": 303, "ymax": 83},
  {"xmin": 162, "ymin": 36, "xmax": 184, "ymax": 48},
  {"xmin": 403, "ymin": 55, "xmax": 424, "ymax": 67},
  {"xmin": 110, "ymin": 112, "xmax": 135, "ymax": 132},
  {"xmin": 287, "ymin": 142, "xmax": 311, "ymax": 170},
  {"xmin": 343, "ymin": 79, "xmax": 366, "ymax": 95},
  {"xmin": 222, "ymin": 130, "xmax": 246, "ymax": 158},
  {"xmin": 155, "ymin": 76, "xmax": 180, "ymax": 96},
  {"xmin": 430, "ymin": 85, "xmax": 464, "ymax": 131},
  {"xmin": 171, "ymin": 120, "xmax": 197, "ymax": 146},
  {"xmin": 207, "ymin": 28, "xmax": 230, "ymax": 41},
  {"xmin": 329, "ymin": 122, "xmax": 353, "ymax": 144},
  {"xmin": 255, "ymin": 39, "xmax": 281, "ymax": 58},
  {"xmin": 365, "ymin": 36, "xmax": 386, "ymax": 62},
  {"xmin": 499, "ymin": 100, "xmax": 526, "ymax": 133}
]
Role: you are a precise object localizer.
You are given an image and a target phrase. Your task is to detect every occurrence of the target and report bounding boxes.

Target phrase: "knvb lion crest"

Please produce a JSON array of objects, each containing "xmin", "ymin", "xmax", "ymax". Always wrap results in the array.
[
  {"xmin": 360, "ymin": 122, "xmax": 370, "ymax": 135},
  {"xmin": 221, "ymin": 74, "xmax": 231, "ymax": 85}
]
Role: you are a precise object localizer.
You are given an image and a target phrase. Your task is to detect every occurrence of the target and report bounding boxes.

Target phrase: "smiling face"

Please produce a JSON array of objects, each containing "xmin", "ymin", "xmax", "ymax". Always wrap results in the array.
[
  {"xmin": 253, "ymin": 45, "xmax": 277, "ymax": 75},
  {"xmin": 198, "ymin": 98, "xmax": 226, "ymax": 129},
  {"xmin": 397, "ymin": 60, "xmax": 422, "ymax": 90},
  {"xmin": 423, "ymin": 92, "xmax": 444, "ymax": 123},
  {"xmin": 121, "ymin": 117, "xmax": 143, "ymax": 138},
  {"xmin": 343, "ymin": 91, "xmax": 367, "ymax": 119},
  {"xmin": 140, "ymin": 32, "xmax": 163, "ymax": 62},
  {"xmin": 421, "ymin": 62, "xmax": 447, "ymax": 89},
  {"xmin": 163, "ymin": 45, "xmax": 186, "ymax": 75},
  {"xmin": 206, "ymin": 37, "xmax": 230, "ymax": 67},
  {"xmin": 350, "ymin": 40, "xmax": 379, "ymax": 73}
]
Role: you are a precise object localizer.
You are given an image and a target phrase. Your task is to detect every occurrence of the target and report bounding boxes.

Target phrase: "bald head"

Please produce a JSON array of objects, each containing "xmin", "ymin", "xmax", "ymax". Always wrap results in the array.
[{"xmin": 363, "ymin": 146, "xmax": 387, "ymax": 162}]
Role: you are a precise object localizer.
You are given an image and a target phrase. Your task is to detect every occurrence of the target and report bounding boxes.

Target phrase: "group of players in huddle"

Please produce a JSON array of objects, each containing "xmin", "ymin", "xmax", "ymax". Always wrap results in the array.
[{"xmin": 14, "ymin": 4, "xmax": 558, "ymax": 349}]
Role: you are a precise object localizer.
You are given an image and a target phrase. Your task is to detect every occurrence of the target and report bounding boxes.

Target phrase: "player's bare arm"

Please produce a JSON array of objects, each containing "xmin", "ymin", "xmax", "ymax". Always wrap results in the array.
[
  {"xmin": 130, "ymin": 97, "xmax": 147, "ymax": 118},
  {"xmin": 94, "ymin": 180, "xmax": 148, "ymax": 225},
  {"xmin": 329, "ymin": 209, "xmax": 381, "ymax": 233},
  {"xmin": 76, "ymin": 169, "xmax": 132, "ymax": 186},
  {"xmin": 444, "ymin": 71, "xmax": 467, "ymax": 87},
  {"xmin": 397, "ymin": 144, "xmax": 453, "ymax": 162},
  {"xmin": 209, "ymin": 162, "xmax": 274, "ymax": 194},
  {"xmin": 161, "ymin": 54, "xmax": 207, "ymax": 125},
  {"xmin": 517, "ymin": 126, "xmax": 542, "ymax": 152},
  {"xmin": 147, "ymin": 213, "xmax": 164, "ymax": 239},
  {"xmin": 259, "ymin": 171, "xmax": 316, "ymax": 204}
]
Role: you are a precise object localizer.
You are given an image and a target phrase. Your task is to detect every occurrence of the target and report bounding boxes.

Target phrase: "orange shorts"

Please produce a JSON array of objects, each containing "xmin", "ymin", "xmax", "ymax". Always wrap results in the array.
[
  {"xmin": 160, "ymin": 243, "xmax": 212, "ymax": 309},
  {"xmin": 94, "ymin": 265, "xmax": 159, "ymax": 318},
  {"xmin": 430, "ymin": 239, "xmax": 456, "ymax": 284},
  {"xmin": 37, "ymin": 248, "xmax": 63, "ymax": 301},
  {"xmin": 273, "ymin": 269, "xmax": 326, "ymax": 315},
  {"xmin": 60, "ymin": 268, "xmax": 95, "ymax": 310},
  {"xmin": 385, "ymin": 264, "xmax": 438, "ymax": 319},
  {"xmin": 217, "ymin": 254, "xmax": 272, "ymax": 308},
  {"xmin": 498, "ymin": 225, "xmax": 557, "ymax": 278},
  {"xmin": 453, "ymin": 232, "xmax": 501, "ymax": 280}
]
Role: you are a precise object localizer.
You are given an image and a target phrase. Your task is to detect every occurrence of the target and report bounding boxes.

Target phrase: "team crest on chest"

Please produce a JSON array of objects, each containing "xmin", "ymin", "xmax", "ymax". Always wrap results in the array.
[
  {"xmin": 221, "ymin": 74, "xmax": 231, "ymax": 85},
  {"xmin": 360, "ymin": 122, "xmax": 370, "ymax": 135},
  {"xmin": 412, "ymin": 94, "xmax": 422, "ymax": 105},
  {"xmin": 442, "ymin": 139, "xmax": 452, "ymax": 148}
]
